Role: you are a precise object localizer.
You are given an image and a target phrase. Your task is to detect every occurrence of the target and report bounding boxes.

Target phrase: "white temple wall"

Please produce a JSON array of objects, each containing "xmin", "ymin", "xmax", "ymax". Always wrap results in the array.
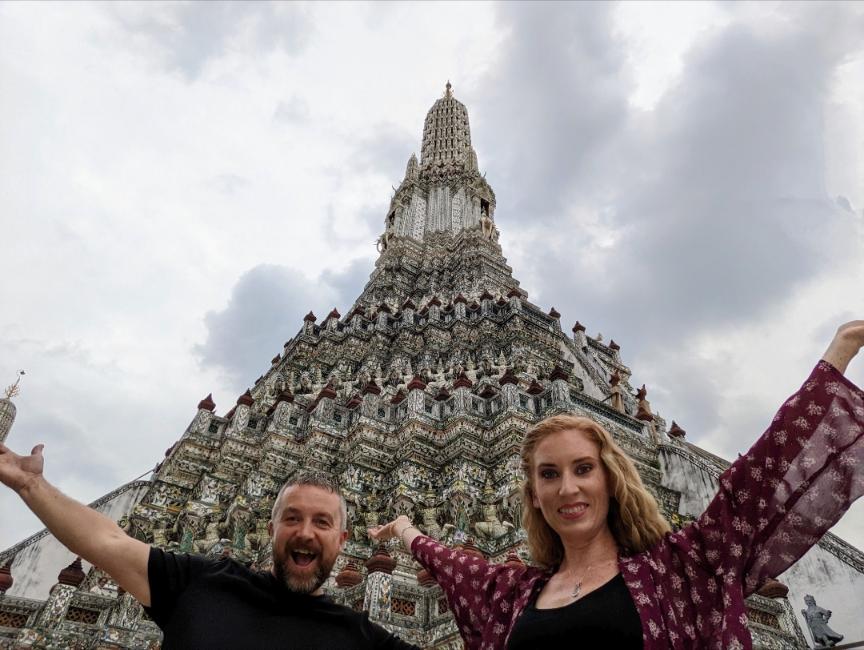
[
  {"xmin": 4, "ymin": 481, "xmax": 149, "ymax": 600},
  {"xmin": 410, "ymin": 194, "xmax": 426, "ymax": 240},
  {"xmin": 659, "ymin": 447, "xmax": 864, "ymax": 645},
  {"xmin": 657, "ymin": 446, "xmax": 718, "ymax": 516},
  {"xmin": 779, "ymin": 543, "xmax": 864, "ymax": 646}
]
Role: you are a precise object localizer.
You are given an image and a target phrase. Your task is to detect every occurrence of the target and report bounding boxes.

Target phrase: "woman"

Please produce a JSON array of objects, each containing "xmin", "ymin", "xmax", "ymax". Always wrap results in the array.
[{"xmin": 370, "ymin": 321, "xmax": 864, "ymax": 649}]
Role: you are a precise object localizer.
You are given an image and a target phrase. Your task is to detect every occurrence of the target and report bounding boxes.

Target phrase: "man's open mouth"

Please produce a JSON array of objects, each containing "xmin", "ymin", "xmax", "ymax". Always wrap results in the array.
[{"xmin": 291, "ymin": 550, "xmax": 317, "ymax": 567}]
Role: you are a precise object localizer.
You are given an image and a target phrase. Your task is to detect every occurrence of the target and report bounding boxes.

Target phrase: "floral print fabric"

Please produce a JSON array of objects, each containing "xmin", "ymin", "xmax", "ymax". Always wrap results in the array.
[{"xmin": 411, "ymin": 361, "xmax": 864, "ymax": 649}]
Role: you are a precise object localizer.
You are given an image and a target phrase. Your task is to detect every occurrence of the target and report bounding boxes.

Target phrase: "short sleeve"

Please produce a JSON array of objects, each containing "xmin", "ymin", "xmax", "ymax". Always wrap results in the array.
[{"xmin": 144, "ymin": 547, "xmax": 212, "ymax": 628}]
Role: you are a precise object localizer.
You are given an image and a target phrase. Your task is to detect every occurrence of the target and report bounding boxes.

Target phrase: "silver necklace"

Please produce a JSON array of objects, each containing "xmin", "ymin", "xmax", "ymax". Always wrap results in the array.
[
  {"xmin": 571, "ymin": 565, "xmax": 592, "ymax": 599},
  {"xmin": 566, "ymin": 558, "xmax": 617, "ymax": 600}
]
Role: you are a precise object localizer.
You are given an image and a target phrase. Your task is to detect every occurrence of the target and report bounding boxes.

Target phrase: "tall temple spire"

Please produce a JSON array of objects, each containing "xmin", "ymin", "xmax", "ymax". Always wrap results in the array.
[
  {"xmin": 420, "ymin": 81, "xmax": 473, "ymax": 170},
  {"xmin": 0, "ymin": 370, "xmax": 24, "ymax": 443},
  {"xmin": 381, "ymin": 85, "xmax": 495, "ymax": 253}
]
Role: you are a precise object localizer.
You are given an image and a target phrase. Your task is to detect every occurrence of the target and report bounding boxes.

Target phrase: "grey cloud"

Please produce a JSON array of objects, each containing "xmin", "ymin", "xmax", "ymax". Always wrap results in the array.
[
  {"xmin": 207, "ymin": 173, "xmax": 251, "ymax": 195},
  {"xmin": 273, "ymin": 97, "xmax": 310, "ymax": 124},
  {"xmin": 471, "ymin": 1, "xmax": 629, "ymax": 221},
  {"xmin": 347, "ymin": 125, "xmax": 417, "ymax": 182},
  {"xmin": 112, "ymin": 2, "xmax": 310, "ymax": 80},
  {"xmin": 194, "ymin": 261, "xmax": 371, "ymax": 392},
  {"xmin": 471, "ymin": 1, "xmax": 863, "ymax": 449}
]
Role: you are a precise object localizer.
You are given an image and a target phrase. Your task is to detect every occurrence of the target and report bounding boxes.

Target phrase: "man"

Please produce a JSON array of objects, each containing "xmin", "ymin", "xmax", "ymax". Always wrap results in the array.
[{"xmin": 0, "ymin": 442, "xmax": 419, "ymax": 649}]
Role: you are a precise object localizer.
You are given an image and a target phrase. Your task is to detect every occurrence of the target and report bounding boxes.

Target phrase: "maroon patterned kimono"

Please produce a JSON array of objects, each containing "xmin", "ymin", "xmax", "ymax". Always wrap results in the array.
[{"xmin": 411, "ymin": 361, "xmax": 864, "ymax": 649}]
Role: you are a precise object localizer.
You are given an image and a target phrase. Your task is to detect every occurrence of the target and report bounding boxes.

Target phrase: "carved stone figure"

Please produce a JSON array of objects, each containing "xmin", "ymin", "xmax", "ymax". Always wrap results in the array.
[
  {"xmin": 474, "ymin": 503, "xmax": 513, "ymax": 541},
  {"xmin": 802, "ymin": 595, "xmax": 844, "ymax": 648},
  {"xmin": 419, "ymin": 504, "xmax": 442, "ymax": 540},
  {"xmin": 608, "ymin": 370, "xmax": 625, "ymax": 414},
  {"xmin": 194, "ymin": 519, "xmax": 224, "ymax": 555}
]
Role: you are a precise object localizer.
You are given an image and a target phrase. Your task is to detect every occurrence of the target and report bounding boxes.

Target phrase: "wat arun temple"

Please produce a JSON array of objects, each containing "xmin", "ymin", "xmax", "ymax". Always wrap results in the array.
[{"xmin": 1, "ymin": 86, "xmax": 863, "ymax": 649}]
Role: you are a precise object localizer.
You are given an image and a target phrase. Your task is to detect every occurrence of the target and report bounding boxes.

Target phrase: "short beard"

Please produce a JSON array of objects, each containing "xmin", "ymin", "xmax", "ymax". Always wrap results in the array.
[{"xmin": 271, "ymin": 544, "xmax": 332, "ymax": 595}]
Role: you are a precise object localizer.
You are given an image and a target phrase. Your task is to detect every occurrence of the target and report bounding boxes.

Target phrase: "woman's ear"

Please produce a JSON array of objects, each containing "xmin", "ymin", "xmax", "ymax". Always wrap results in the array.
[{"xmin": 528, "ymin": 485, "xmax": 540, "ymax": 509}]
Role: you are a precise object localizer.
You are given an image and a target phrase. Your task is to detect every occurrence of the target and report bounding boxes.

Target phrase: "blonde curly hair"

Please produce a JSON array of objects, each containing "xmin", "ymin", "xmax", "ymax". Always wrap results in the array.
[{"xmin": 520, "ymin": 414, "xmax": 670, "ymax": 568}]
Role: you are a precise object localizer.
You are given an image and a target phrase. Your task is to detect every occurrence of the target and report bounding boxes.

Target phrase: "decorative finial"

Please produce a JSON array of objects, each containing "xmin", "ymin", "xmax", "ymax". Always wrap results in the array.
[
  {"xmin": 445, "ymin": 80, "xmax": 453, "ymax": 97},
  {"xmin": 4, "ymin": 371, "xmax": 25, "ymax": 400}
]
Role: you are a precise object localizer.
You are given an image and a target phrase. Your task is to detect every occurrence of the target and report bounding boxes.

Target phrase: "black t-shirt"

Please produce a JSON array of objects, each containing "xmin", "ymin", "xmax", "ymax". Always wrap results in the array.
[
  {"xmin": 145, "ymin": 548, "xmax": 420, "ymax": 650},
  {"xmin": 506, "ymin": 573, "xmax": 643, "ymax": 649}
]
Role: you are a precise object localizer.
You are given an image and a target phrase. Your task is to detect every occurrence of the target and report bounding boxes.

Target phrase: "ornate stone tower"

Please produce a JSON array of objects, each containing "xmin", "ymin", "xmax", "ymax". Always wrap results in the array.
[
  {"xmin": 0, "ymin": 371, "xmax": 24, "ymax": 444},
  {"xmin": 2, "ymin": 86, "xmax": 862, "ymax": 649}
]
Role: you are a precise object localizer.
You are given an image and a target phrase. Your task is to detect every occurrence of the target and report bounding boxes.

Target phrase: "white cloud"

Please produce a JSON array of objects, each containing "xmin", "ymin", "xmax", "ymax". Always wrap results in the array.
[{"xmin": 1, "ymin": 0, "xmax": 862, "ymax": 561}]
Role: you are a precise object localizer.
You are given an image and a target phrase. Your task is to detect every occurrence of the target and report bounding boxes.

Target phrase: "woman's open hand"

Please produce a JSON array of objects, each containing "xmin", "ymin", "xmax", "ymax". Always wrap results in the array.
[{"xmin": 0, "ymin": 442, "xmax": 45, "ymax": 494}]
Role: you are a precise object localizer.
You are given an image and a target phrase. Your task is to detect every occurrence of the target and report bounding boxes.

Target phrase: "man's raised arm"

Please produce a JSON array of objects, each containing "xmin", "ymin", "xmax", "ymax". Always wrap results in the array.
[{"xmin": 0, "ymin": 442, "xmax": 151, "ymax": 605}]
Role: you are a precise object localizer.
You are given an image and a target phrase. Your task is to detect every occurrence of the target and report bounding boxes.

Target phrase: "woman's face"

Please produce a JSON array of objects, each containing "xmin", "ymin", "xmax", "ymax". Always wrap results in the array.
[{"xmin": 530, "ymin": 428, "xmax": 612, "ymax": 545}]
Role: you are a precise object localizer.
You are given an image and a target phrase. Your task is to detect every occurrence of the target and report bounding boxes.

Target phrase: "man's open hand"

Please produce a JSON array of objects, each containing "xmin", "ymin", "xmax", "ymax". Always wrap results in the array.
[{"xmin": 0, "ymin": 442, "xmax": 45, "ymax": 494}]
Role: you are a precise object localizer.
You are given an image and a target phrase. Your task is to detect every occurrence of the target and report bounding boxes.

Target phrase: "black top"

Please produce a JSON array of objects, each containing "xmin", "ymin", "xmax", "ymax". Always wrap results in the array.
[
  {"xmin": 507, "ymin": 573, "xmax": 643, "ymax": 649},
  {"xmin": 145, "ymin": 548, "xmax": 419, "ymax": 650}
]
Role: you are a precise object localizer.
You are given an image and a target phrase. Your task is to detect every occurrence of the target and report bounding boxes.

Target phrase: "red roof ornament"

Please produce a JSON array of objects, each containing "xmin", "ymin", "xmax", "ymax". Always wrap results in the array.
[
  {"xmin": 478, "ymin": 384, "xmax": 498, "ymax": 398},
  {"xmin": 506, "ymin": 287, "xmax": 522, "ymax": 298},
  {"xmin": 572, "ymin": 321, "xmax": 586, "ymax": 332},
  {"xmin": 365, "ymin": 544, "xmax": 397, "ymax": 575},
  {"xmin": 504, "ymin": 552, "xmax": 524, "ymax": 568},
  {"xmin": 362, "ymin": 379, "xmax": 382, "ymax": 396},
  {"xmin": 348, "ymin": 306, "xmax": 365, "ymax": 319},
  {"xmin": 378, "ymin": 302, "xmax": 392, "ymax": 314},
  {"xmin": 469, "ymin": 302, "xmax": 480, "ymax": 310},
  {"xmin": 416, "ymin": 567, "xmax": 436, "ymax": 587},
  {"xmin": 434, "ymin": 386, "xmax": 450, "ymax": 401},
  {"xmin": 346, "ymin": 394, "xmax": 362, "ymax": 409},
  {"xmin": 453, "ymin": 372, "xmax": 473, "ymax": 389},
  {"xmin": 609, "ymin": 339, "xmax": 620, "ymax": 351},
  {"xmin": 318, "ymin": 383, "xmax": 338, "ymax": 400},
  {"xmin": 453, "ymin": 293, "xmax": 468, "ymax": 304},
  {"xmin": 407, "ymin": 375, "xmax": 427, "ymax": 391},
  {"xmin": 548, "ymin": 307, "xmax": 561, "ymax": 319},
  {"xmin": 498, "ymin": 368, "xmax": 518, "ymax": 386},
  {"xmin": 236, "ymin": 390, "xmax": 254, "ymax": 407},
  {"xmin": 549, "ymin": 366, "xmax": 569, "ymax": 382},
  {"xmin": 197, "ymin": 393, "xmax": 216, "ymax": 412},
  {"xmin": 756, "ymin": 578, "xmax": 789, "ymax": 599},
  {"xmin": 527, "ymin": 380, "xmax": 545, "ymax": 395},
  {"xmin": 427, "ymin": 296, "xmax": 442, "ymax": 307},
  {"xmin": 303, "ymin": 311, "xmax": 317, "ymax": 322},
  {"xmin": 496, "ymin": 297, "xmax": 507, "ymax": 306},
  {"xmin": 335, "ymin": 561, "xmax": 363, "ymax": 588},
  {"xmin": 57, "ymin": 557, "xmax": 86, "ymax": 587},
  {"xmin": 271, "ymin": 354, "xmax": 281, "ymax": 365},
  {"xmin": 402, "ymin": 298, "xmax": 416, "ymax": 310},
  {"xmin": 479, "ymin": 289, "xmax": 494, "ymax": 301},
  {"xmin": 668, "ymin": 421, "xmax": 686, "ymax": 438},
  {"xmin": 0, "ymin": 559, "xmax": 13, "ymax": 594},
  {"xmin": 326, "ymin": 308, "xmax": 341, "ymax": 321},
  {"xmin": 390, "ymin": 389, "xmax": 406, "ymax": 404}
]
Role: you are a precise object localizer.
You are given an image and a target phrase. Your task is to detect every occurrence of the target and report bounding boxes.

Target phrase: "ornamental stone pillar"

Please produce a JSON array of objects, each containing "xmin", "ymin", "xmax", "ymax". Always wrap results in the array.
[
  {"xmin": 189, "ymin": 393, "xmax": 216, "ymax": 435},
  {"xmin": 572, "ymin": 321, "xmax": 587, "ymax": 350},
  {"xmin": 406, "ymin": 375, "xmax": 427, "ymax": 416},
  {"xmin": 364, "ymin": 546, "xmax": 396, "ymax": 624},
  {"xmin": 0, "ymin": 397, "xmax": 15, "ymax": 444},
  {"xmin": 230, "ymin": 390, "xmax": 254, "ymax": 431},
  {"xmin": 453, "ymin": 294, "xmax": 467, "ymax": 319}
]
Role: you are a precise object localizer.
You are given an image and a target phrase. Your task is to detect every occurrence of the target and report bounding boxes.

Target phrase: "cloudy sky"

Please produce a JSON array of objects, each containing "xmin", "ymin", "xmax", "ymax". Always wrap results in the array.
[{"xmin": 1, "ymin": 1, "xmax": 863, "ymax": 554}]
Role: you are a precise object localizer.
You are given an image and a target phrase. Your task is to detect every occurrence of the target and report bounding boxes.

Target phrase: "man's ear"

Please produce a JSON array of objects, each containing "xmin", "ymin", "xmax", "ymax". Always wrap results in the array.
[{"xmin": 339, "ymin": 529, "xmax": 349, "ymax": 547}]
